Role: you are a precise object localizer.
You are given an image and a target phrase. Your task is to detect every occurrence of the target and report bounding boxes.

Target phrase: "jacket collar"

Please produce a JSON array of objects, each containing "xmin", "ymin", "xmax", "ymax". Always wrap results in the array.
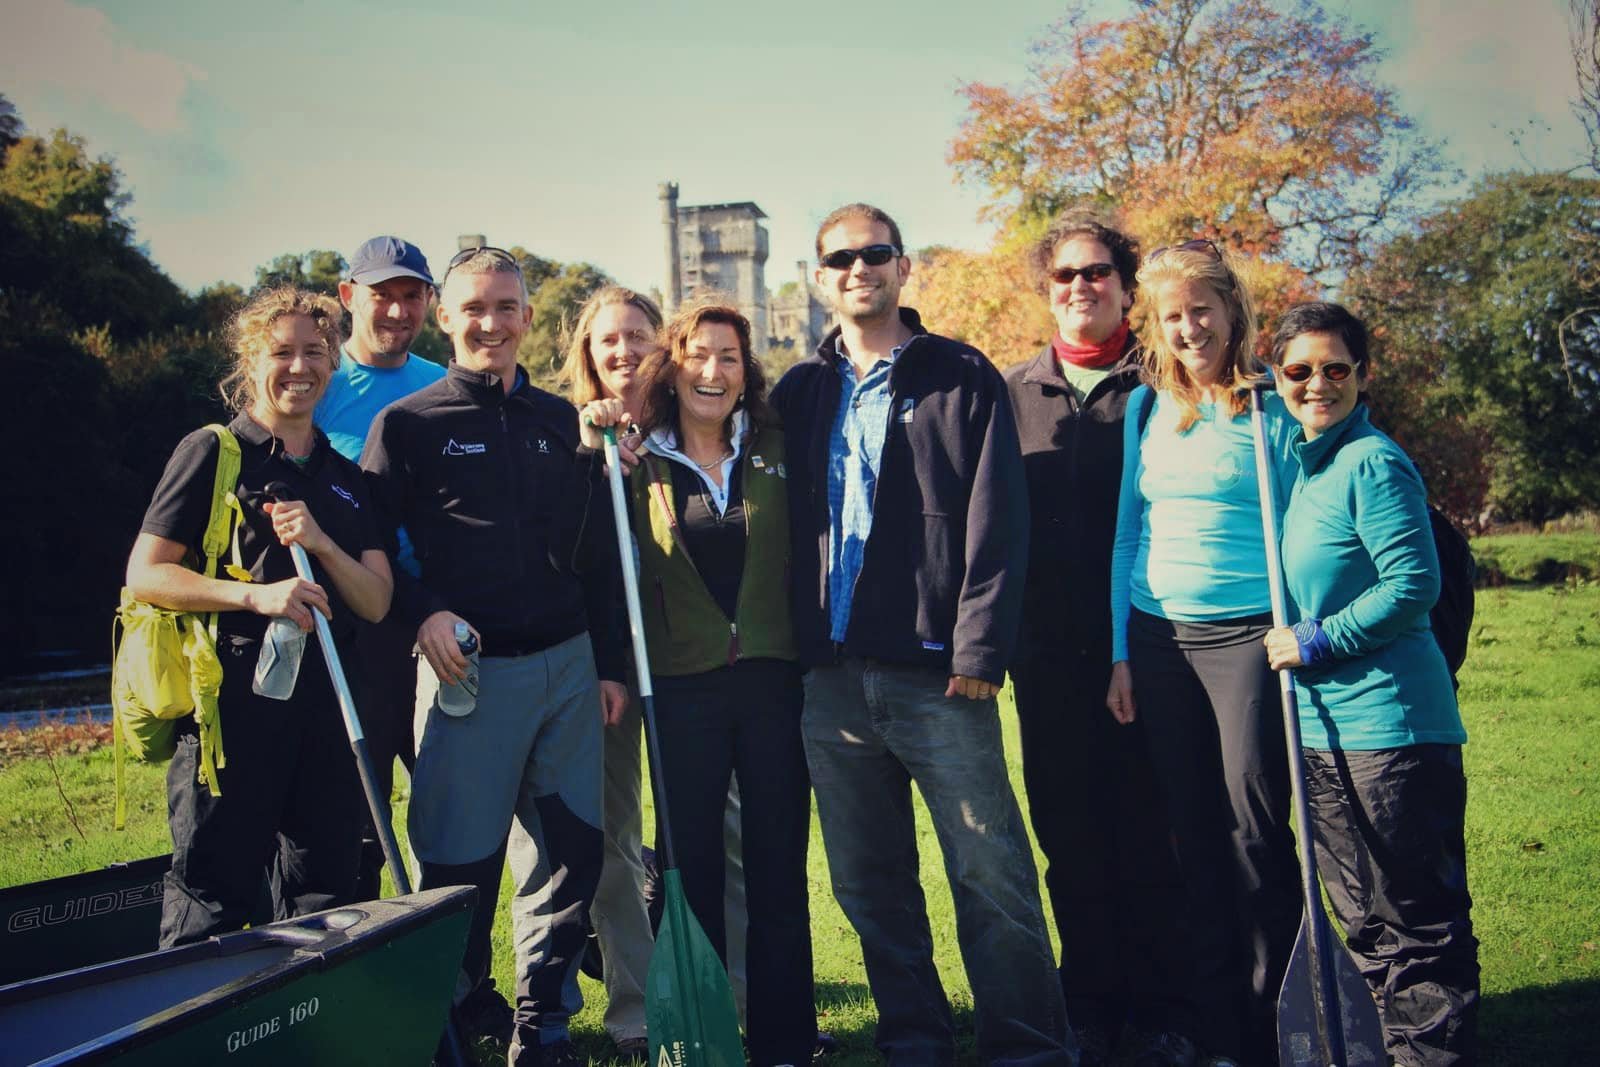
[
  {"xmin": 1019, "ymin": 333, "xmax": 1142, "ymax": 390},
  {"xmin": 1294, "ymin": 401, "xmax": 1370, "ymax": 476},
  {"xmin": 815, "ymin": 306, "xmax": 926, "ymax": 364},
  {"xmin": 446, "ymin": 359, "xmax": 523, "ymax": 406}
]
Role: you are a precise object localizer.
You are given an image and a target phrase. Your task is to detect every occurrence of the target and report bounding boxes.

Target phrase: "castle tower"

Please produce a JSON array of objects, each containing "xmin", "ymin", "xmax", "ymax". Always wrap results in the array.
[{"xmin": 659, "ymin": 182, "xmax": 681, "ymax": 313}]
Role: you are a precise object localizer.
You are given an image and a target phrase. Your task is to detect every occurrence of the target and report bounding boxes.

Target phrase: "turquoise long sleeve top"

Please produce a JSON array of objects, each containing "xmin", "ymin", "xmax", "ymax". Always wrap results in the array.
[
  {"xmin": 1279, "ymin": 404, "xmax": 1467, "ymax": 751},
  {"xmin": 1110, "ymin": 385, "xmax": 1297, "ymax": 661}
]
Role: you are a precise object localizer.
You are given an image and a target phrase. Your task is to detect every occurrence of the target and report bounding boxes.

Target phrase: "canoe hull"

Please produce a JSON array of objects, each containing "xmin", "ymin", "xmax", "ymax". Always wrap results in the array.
[{"xmin": 0, "ymin": 885, "xmax": 473, "ymax": 1066}]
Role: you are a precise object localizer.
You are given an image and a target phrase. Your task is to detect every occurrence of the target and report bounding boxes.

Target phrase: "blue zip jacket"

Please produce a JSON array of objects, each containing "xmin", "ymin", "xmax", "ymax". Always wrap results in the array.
[
  {"xmin": 770, "ymin": 307, "xmax": 1028, "ymax": 685},
  {"xmin": 1280, "ymin": 404, "xmax": 1467, "ymax": 750}
]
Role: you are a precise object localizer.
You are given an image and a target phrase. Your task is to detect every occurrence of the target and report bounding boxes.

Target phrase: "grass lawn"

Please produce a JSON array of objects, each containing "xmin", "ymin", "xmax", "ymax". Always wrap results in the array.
[{"xmin": 2, "ymin": 582, "xmax": 1598, "ymax": 1064}]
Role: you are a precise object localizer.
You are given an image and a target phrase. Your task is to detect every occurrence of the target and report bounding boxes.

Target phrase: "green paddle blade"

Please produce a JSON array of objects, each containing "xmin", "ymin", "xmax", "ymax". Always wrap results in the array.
[
  {"xmin": 645, "ymin": 870, "xmax": 744, "ymax": 1067},
  {"xmin": 1278, "ymin": 917, "xmax": 1386, "ymax": 1065}
]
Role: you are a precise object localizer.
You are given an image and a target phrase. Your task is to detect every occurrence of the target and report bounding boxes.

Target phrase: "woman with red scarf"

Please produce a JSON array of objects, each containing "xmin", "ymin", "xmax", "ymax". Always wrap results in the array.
[{"xmin": 1003, "ymin": 210, "xmax": 1189, "ymax": 1067}]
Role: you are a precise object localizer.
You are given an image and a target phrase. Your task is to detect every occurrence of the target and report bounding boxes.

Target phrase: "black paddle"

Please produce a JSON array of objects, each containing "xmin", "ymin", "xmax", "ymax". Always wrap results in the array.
[
  {"xmin": 262, "ymin": 483, "xmax": 470, "ymax": 1067},
  {"xmin": 598, "ymin": 430, "xmax": 745, "ymax": 1067},
  {"xmin": 1243, "ymin": 395, "xmax": 1386, "ymax": 1066}
]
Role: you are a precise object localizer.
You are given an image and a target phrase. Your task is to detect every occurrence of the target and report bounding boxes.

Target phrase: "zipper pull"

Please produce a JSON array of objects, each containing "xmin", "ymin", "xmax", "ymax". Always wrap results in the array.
[{"xmin": 728, "ymin": 621, "xmax": 740, "ymax": 665}]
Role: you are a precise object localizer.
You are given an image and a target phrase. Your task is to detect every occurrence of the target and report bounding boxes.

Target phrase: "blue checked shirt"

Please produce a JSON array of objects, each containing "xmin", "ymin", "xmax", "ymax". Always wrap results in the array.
[{"xmin": 826, "ymin": 337, "xmax": 907, "ymax": 642}]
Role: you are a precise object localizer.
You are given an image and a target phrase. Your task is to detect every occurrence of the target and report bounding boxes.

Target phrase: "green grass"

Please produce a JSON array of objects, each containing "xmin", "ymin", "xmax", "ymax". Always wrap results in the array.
[
  {"xmin": 4, "ymin": 583, "xmax": 1599, "ymax": 1064},
  {"xmin": 1472, "ymin": 530, "xmax": 1600, "ymax": 586}
]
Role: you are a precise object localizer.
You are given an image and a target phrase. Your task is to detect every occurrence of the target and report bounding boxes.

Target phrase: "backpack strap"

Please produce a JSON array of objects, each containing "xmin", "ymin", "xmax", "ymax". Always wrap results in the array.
[{"xmin": 193, "ymin": 424, "xmax": 246, "ymax": 795}]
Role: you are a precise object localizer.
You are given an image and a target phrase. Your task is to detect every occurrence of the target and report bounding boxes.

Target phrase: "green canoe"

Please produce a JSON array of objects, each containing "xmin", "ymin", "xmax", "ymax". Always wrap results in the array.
[{"xmin": 0, "ymin": 885, "xmax": 473, "ymax": 1066}]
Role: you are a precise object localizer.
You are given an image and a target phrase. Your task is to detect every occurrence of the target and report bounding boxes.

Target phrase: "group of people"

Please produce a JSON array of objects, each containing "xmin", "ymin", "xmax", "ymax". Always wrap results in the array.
[{"xmin": 124, "ymin": 201, "xmax": 1478, "ymax": 1067}]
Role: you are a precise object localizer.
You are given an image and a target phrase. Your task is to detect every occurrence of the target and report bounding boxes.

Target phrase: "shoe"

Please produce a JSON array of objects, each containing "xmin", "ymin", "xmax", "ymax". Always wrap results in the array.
[
  {"xmin": 507, "ymin": 1032, "xmax": 584, "ymax": 1067},
  {"xmin": 814, "ymin": 1030, "xmax": 837, "ymax": 1058},
  {"xmin": 581, "ymin": 930, "xmax": 605, "ymax": 981},
  {"xmin": 614, "ymin": 1037, "xmax": 649, "ymax": 1064},
  {"xmin": 1074, "ymin": 1022, "xmax": 1114, "ymax": 1067},
  {"xmin": 455, "ymin": 978, "xmax": 514, "ymax": 1045},
  {"xmin": 1119, "ymin": 1028, "xmax": 1197, "ymax": 1067}
]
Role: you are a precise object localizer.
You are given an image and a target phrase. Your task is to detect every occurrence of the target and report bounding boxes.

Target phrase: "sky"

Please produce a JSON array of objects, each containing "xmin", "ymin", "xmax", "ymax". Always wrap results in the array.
[{"xmin": 0, "ymin": 0, "xmax": 1588, "ymax": 297}]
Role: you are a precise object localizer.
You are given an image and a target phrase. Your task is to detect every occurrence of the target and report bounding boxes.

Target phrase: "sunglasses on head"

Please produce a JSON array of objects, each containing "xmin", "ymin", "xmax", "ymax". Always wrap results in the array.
[
  {"xmin": 441, "ymin": 245, "xmax": 523, "ymax": 285},
  {"xmin": 819, "ymin": 244, "xmax": 901, "ymax": 270},
  {"xmin": 1279, "ymin": 361, "xmax": 1356, "ymax": 383},
  {"xmin": 1050, "ymin": 262, "xmax": 1118, "ymax": 285},
  {"xmin": 1146, "ymin": 238, "xmax": 1222, "ymax": 264}
]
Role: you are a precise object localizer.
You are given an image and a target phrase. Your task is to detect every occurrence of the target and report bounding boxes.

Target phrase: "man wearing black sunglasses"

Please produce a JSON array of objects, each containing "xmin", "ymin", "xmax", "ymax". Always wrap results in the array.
[{"xmin": 771, "ymin": 203, "xmax": 1074, "ymax": 1066}]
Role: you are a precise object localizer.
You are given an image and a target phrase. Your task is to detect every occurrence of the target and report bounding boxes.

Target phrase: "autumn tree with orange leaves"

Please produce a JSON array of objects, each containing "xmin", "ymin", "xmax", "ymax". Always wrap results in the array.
[{"xmin": 949, "ymin": 0, "xmax": 1445, "ymax": 282}]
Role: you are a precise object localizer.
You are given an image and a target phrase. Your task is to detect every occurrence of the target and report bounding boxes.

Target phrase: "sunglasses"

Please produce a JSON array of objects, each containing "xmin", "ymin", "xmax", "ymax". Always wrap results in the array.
[
  {"xmin": 1279, "ymin": 361, "xmax": 1356, "ymax": 383},
  {"xmin": 819, "ymin": 244, "xmax": 902, "ymax": 270},
  {"xmin": 441, "ymin": 245, "xmax": 524, "ymax": 285},
  {"xmin": 1050, "ymin": 262, "xmax": 1118, "ymax": 285},
  {"xmin": 1146, "ymin": 238, "xmax": 1222, "ymax": 263}
]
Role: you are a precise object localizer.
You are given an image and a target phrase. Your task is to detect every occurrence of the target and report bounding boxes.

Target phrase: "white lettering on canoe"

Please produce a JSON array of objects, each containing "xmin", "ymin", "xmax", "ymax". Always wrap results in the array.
[{"xmin": 225, "ymin": 1015, "xmax": 280, "ymax": 1053}]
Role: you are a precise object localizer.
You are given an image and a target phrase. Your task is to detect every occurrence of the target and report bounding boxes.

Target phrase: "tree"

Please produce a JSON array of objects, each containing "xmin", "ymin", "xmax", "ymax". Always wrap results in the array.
[
  {"xmin": 253, "ymin": 249, "xmax": 346, "ymax": 294},
  {"xmin": 949, "ymin": 0, "xmax": 1446, "ymax": 284},
  {"xmin": 1345, "ymin": 173, "xmax": 1600, "ymax": 524},
  {"xmin": 519, "ymin": 257, "xmax": 609, "ymax": 391},
  {"xmin": 1571, "ymin": 1, "xmax": 1600, "ymax": 173},
  {"xmin": 0, "ymin": 93, "xmax": 22, "ymax": 151},
  {"xmin": 901, "ymin": 243, "xmax": 1052, "ymax": 367}
]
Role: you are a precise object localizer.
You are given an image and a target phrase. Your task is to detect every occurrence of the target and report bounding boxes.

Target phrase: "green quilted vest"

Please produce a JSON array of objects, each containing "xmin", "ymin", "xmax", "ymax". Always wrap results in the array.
[{"xmin": 630, "ymin": 425, "xmax": 797, "ymax": 676}]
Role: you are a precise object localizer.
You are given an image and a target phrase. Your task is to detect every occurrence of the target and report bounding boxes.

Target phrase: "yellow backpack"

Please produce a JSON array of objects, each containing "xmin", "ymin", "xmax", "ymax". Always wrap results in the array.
[{"xmin": 111, "ymin": 424, "xmax": 249, "ymax": 827}]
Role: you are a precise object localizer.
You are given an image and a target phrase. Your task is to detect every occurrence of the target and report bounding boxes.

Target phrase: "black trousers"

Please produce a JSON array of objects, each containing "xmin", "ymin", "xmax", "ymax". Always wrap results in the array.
[
  {"xmin": 1304, "ymin": 745, "xmax": 1479, "ymax": 1066},
  {"xmin": 351, "ymin": 614, "xmax": 420, "ymax": 901},
  {"xmin": 160, "ymin": 634, "xmax": 364, "ymax": 947},
  {"xmin": 652, "ymin": 658, "xmax": 816, "ymax": 1067},
  {"xmin": 1128, "ymin": 610, "xmax": 1302, "ymax": 1063},
  {"xmin": 1010, "ymin": 649, "xmax": 1188, "ymax": 1038}
]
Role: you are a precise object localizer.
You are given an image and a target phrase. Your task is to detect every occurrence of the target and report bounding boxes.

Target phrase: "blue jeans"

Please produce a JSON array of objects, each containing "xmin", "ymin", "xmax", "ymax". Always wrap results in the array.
[{"xmin": 802, "ymin": 660, "xmax": 1074, "ymax": 1067}]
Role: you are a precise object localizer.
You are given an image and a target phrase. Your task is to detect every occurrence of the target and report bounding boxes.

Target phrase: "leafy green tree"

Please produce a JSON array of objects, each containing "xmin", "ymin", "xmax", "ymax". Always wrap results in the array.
[
  {"xmin": 253, "ymin": 249, "xmax": 346, "ymax": 294},
  {"xmin": 0, "ymin": 92, "xmax": 22, "ymax": 151},
  {"xmin": 1346, "ymin": 173, "xmax": 1600, "ymax": 523},
  {"xmin": 520, "ymin": 259, "xmax": 609, "ymax": 392}
]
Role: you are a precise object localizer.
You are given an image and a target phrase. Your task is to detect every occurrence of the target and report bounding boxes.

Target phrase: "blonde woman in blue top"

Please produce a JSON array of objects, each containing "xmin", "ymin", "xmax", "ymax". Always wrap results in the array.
[
  {"xmin": 1105, "ymin": 241, "xmax": 1302, "ymax": 1067},
  {"xmin": 1263, "ymin": 302, "xmax": 1477, "ymax": 1066}
]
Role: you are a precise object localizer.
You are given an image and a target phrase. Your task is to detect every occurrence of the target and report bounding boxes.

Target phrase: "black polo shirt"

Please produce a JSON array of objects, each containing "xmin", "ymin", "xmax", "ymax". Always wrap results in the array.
[{"xmin": 140, "ymin": 413, "xmax": 381, "ymax": 643}]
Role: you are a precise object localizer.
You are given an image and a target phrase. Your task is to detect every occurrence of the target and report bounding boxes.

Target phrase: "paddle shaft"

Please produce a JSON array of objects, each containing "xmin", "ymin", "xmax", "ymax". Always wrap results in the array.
[
  {"xmin": 275, "ymin": 529, "xmax": 469, "ymax": 1067},
  {"xmin": 1248, "ymin": 390, "xmax": 1349, "ymax": 1066},
  {"xmin": 601, "ymin": 430, "xmax": 682, "ymax": 870}
]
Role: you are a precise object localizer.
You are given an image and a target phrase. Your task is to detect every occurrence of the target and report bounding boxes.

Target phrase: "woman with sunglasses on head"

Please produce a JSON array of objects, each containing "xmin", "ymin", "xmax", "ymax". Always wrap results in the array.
[
  {"xmin": 579, "ymin": 297, "xmax": 816, "ymax": 1067},
  {"xmin": 125, "ymin": 287, "xmax": 393, "ymax": 947},
  {"xmin": 1263, "ymin": 302, "xmax": 1478, "ymax": 1066},
  {"xmin": 1105, "ymin": 240, "xmax": 1302, "ymax": 1067},
  {"xmin": 1004, "ymin": 209, "xmax": 1188, "ymax": 1067}
]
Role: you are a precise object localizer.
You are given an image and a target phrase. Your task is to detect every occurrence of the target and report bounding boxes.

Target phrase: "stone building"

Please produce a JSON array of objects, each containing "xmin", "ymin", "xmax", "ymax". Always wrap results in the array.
[{"xmin": 658, "ymin": 181, "xmax": 831, "ymax": 357}]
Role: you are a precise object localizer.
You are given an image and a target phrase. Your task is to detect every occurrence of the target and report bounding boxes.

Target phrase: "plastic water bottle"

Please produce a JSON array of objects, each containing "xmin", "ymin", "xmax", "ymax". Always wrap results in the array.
[
  {"xmin": 253, "ymin": 615, "xmax": 307, "ymax": 700},
  {"xmin": 437, "ymin": 622, "xmax": 480, "ymax": 717}
]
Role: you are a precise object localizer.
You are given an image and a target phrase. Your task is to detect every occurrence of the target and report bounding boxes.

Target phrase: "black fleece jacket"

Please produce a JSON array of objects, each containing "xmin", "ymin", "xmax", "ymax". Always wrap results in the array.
[
  {"xmin": 1003, "ymin": 339, "xmax": 1143, "ymax": 667},
  {"xmin": 360, "ymin": 362, "xmax": 623, "ymax": 682},
  {"xmin": 770, "ymin": 308, "xmax": 1028, "ymax": 685}
]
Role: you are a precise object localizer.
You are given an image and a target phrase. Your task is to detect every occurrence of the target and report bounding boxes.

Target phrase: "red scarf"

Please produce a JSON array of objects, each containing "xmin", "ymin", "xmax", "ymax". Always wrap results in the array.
[{"xmin": 1052, "ymin": 320, "xmax": 1129, "ymax": 370}]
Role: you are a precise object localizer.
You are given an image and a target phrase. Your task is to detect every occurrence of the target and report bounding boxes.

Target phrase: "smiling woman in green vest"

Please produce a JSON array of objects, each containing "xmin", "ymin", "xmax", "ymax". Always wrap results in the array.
[{"xmin": 579, "ymin": 296, "xmax": 816, "ymax": 1067}]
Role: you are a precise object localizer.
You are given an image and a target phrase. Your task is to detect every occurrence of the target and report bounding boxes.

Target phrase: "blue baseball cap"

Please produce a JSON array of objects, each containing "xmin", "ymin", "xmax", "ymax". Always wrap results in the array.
[{"xmin": 346, "ymin": 236, "xmax": 434, "ymax": 286}]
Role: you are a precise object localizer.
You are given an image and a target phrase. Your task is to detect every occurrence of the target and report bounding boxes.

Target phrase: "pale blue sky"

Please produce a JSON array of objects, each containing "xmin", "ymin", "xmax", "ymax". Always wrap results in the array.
[{"xmin": 1, "ymin": 0, "xmax": 1585, "ymax": 295}]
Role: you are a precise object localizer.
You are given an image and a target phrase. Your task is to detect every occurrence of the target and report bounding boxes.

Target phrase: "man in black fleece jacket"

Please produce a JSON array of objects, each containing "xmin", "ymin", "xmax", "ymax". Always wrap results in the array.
[
  {"xmin": 771, "ymin": 203, "xmax": 1074, "ymax": 1067},
  {"xmin": 361, "ymin": 248, "xmax": 625, "ymax": 1067}
]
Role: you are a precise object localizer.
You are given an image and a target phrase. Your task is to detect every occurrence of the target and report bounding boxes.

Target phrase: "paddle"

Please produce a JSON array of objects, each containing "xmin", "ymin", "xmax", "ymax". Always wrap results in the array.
[
  {"xmin": 262, "ymin": 483, "xmax": 470, "ymax": 1067},
  {"xmin": 599, "ymin": 428, "xmax": 745, "ymax": 1067},
  {"xmin": 1243, "ymin": 394, "xmax": 1386, "ymax": 1066}
]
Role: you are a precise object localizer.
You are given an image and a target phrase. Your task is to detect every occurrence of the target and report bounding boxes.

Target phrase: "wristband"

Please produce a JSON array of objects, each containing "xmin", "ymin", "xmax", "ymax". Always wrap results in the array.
[{"xmin": 1292, "ymin": 617, "xmax": 1333, "ymax": 666}]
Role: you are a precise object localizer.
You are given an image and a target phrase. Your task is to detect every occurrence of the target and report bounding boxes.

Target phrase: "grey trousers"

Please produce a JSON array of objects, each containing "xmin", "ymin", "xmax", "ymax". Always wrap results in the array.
[{"xmin": 411, "ymin": 632, "xmax": 603, "ymax": 1038}]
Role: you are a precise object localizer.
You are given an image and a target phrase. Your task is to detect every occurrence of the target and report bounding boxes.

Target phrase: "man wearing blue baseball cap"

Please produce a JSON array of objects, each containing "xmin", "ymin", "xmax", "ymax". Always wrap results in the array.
[{"xmin": 313, "ymin": 235, "xmax": 453, "ymax": 959}]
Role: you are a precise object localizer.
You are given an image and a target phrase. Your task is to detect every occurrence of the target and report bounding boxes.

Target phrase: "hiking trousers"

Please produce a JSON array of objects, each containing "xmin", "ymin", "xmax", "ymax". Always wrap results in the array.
[
  {"xmin": 411, "ymin": 632, "xmax": 603, "ymax": 1041},
  {"xmin": 1128, "ymin": 609, "xmax": 1302, "ymax": 1063},
  {"xmin": 160, "ymin": 634, "xmax": 364, "ymax": 947},
  {"xmin": 1304, "ymin": 744, "xmax": 1479, "ymax": 1066}
]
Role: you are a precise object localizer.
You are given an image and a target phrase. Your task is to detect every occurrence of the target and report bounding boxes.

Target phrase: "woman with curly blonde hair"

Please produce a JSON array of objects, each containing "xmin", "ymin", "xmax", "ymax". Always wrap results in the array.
[
  {"xmin": 126, "ymin": 285, "xmax": 393, "ymax": 947},
  {"xmin": 1104, "ymin": 242, "xmax": 1303, "ymax": 1066}
]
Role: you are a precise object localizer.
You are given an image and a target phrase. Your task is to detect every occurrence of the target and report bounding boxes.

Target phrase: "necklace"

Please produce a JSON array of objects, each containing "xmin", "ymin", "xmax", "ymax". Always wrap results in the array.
[{"xmin": 693, "ymin": 449, "xmax": 732, "ymax": 470}]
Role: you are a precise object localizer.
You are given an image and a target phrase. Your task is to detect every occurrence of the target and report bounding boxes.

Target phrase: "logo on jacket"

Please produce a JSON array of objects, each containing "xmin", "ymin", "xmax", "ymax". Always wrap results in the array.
[
  {"xmin": 330, "ymin": 484, "xmax": 358, "ymax": 507},
  {"xmin": 443, "ymin": 438, "xmax": 487, "ymax": 456},
  {"xmin": 537, "ymin": 438, "xmax": 551, "ymax": 454},
  {"xmin": 898, "ymin": 397, "xmax": 916, "ymax": 423}
]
